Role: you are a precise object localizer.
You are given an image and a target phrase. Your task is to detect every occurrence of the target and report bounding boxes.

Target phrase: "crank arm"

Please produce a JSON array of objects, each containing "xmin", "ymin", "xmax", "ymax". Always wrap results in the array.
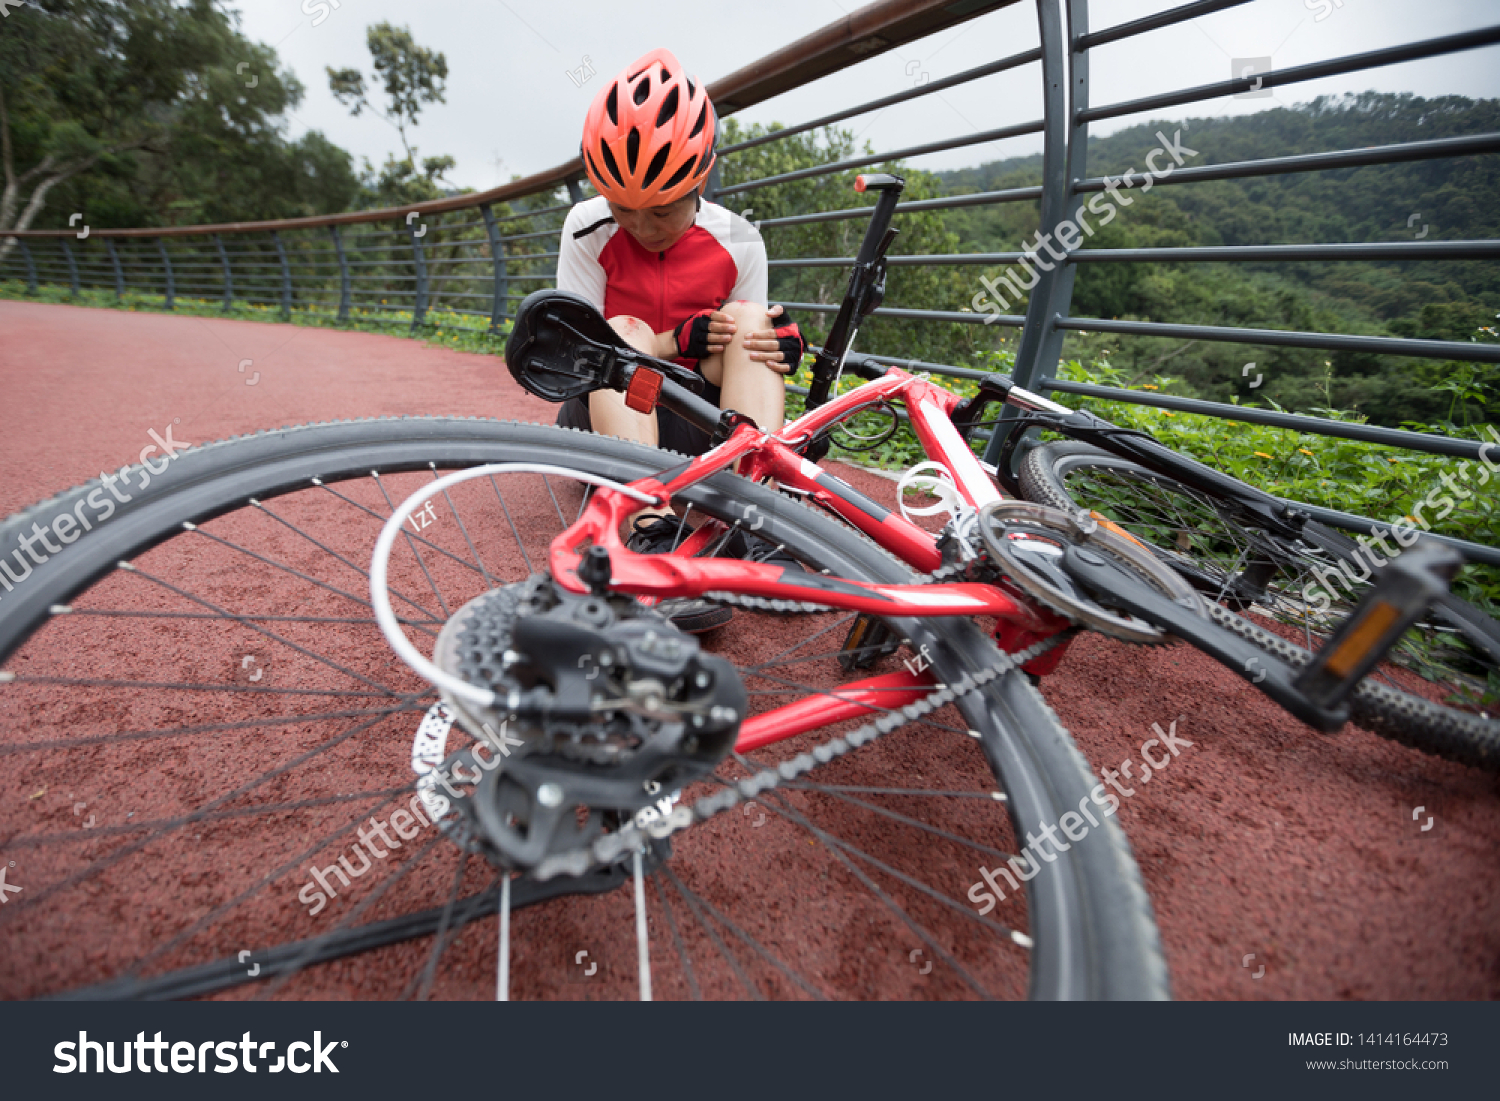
[{"xmin": 1059, "ymin": 545, "xmax": 1349, "ymax": 731}]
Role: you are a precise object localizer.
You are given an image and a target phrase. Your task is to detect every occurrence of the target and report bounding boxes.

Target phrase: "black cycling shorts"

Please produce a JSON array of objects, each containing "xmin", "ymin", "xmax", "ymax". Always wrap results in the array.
[{"xmin": 556, "ymin": 380, "xmax": 724, "ymax": 457}]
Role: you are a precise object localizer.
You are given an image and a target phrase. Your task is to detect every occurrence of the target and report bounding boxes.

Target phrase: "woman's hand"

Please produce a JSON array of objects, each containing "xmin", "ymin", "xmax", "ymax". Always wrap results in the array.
[{"xmin": 746, "ymin": 304, "xmax": 803, "ymax": 374}]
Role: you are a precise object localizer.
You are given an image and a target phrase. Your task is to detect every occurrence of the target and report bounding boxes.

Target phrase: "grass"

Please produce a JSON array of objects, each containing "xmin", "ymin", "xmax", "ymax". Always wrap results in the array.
[{"xmin": 0, "ymin": 279, "xmax": 513, "ymax": 356}]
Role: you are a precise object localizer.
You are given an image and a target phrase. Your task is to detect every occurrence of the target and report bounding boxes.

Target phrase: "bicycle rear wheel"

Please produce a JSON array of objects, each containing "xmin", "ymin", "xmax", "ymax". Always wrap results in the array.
[
  {"xmin": 0, "ymin": 418, "xmax": 1167, "ymax": 999},
  {"xmin": 1019, "ymin": 440, "xmax": 1500, "ymax": 769}
]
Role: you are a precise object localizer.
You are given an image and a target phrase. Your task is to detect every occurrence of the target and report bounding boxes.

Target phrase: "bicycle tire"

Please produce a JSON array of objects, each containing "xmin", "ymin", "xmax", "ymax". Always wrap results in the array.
[
  {"xmin": 1019, "ymin": 440, "xmax": 1499, "ymax": 770},
  {"xmin": 0, "ymin": 417, "xmax": 1169, "ymax": 1000}
]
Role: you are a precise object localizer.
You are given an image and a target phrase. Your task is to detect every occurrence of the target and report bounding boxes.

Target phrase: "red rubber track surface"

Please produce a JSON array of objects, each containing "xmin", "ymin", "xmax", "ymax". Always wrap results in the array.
[{"xmin": 1, "ymin": 301, "xmax": 1496, "ymax": 1000}]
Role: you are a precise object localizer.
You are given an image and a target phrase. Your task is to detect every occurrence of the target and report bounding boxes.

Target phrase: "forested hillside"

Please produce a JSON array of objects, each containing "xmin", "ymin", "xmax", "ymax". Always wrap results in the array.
[{"xmin": 937, "ymin": 92, "xmax": 1500, "ymax": 426}]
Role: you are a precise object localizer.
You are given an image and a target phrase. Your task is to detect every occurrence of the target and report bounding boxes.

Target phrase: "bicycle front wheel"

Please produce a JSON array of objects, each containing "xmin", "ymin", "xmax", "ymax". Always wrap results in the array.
[
  {"xmin": 0, "ymin": 417, "xmax": 1167, "ymax": 1000},
  {"xmin": 1019, "ymin": 440, "xmax": 1500, "ymax": 769}
]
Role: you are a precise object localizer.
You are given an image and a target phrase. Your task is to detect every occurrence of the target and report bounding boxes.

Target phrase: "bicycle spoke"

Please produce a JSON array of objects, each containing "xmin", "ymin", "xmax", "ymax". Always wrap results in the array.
[
  {"xmin": 743, "ymin": 783, "xmax": 997, "ymax": 998},
  {"xmin": 633, "ymin": 850, "xmax": 651, "ymax": 1002},
  {"xmin": 4, "ymin": 786, "xmax": 410, "ymax": 850},
  {"xmin": 404, "ymin": 857, "xmax": 482, "ymax": 1002},
  {"xmin": 650, "ymin": 869, "xmax": 700, "ymax": 1001},
  {"xmin": 0, "ymin": 705, "xmax": 420, "ymax": 760},
  {"xmin": 371, "ymin": 475, "xmax": 452, "ymax": 619},
  {"xmin": 657, "ymin": 865, "xmax": 764, "ymax": 1001},
  {"xmin": 127, "ymin": 564, "xmax": 411, "ymax": 697},
  {"xmin": 488, "ymin": 474, "xmax": 534, "ymax": 575},
  {"xmin": 316, "ymin": 477, "xmax": 492, "ymax": 584},
  {"xmin": 428, "ymin": 463, "xmax": 494, "ymax": 588},
  {"xmin": 188, "ymin": 524, "xmax": 442, "ymax": 630}
]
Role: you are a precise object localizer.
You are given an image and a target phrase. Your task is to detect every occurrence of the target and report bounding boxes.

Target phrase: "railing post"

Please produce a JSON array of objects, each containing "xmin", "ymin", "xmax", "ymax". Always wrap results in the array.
[
  {"xmin": 329, "ymin": 224, "xmax": 350, "ymax": 322},
  {"xmin": 106, "ymin": 238, "xmax": 124, "ymax": 298},
  {"xmin": 985, "ymin": 0, "xmax": 1072, "ymax": 465},
  {"xmin": 273, "ymin": 230, "xmax": 292, "ymax": 319},
  {"xmin": 408, "ymin": 216, "xmax": 428, "ymax": 330},
  {"xmin": 704, "ymin": 159, "xmax": 723, "ymax": 203},
  {"xmin": 1020, "ymin": 0, "xmax": 1092, "ymax": 396},
  {"xmin": 566, "ymin": 177, "xmax": 584, "ymax": 204},
  {"xmin": 60, "ymin": 238, "xmax": 79, "ymax": 296},
  {"xmin": 156, "ymin": 237, "xmax": 174, "ymax": 308},
  {"xmin": 19, "ymin": 239, "xmax": 36, "ymax": 293},
  {"xmin": 480, "ymin": 203, "xmax": 508, "ymax": 331},
  {"xmin": 214, "ymin": 233, "xmax": 234, "ymax": 311}
]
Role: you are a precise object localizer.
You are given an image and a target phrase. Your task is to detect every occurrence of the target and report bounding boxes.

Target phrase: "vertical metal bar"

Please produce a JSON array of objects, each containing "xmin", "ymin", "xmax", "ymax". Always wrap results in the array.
[
  {"xmin": 60, "ymin": 238, "xmax": 79, "ymax": 296},
  {"xmin": 156, "ymin": 237, "xmax": 175, "ymax": 308},
  {"xmin": 106, "ymin": 238, "xmax": 124, "ymax": 298},
  {"xmin": 215, "ymin": 233, "xmax": 234, "ymax": 311},
  {"xmin": 19, "ymin": 240, "xmax": 36, "ymax": 293},
  {"xmin": 704, "ymin": 159, "xmax": 723, "ymax": 203},
  {"xmin": 480, "ymin": 203, "xmax": 508, "ymax": 331},
  {"xmin": 409, "ymin": 216, "xmax": 428, "ymax": 330},
  {"xmin": 566, "ymin": 177, "xmax": 584, "ymax": 204},
  {"xmin": 984, "ymin": 0, "xmax": 1071, "ymax": 465},
  {"xmin": 329, "ymin": 224, "xmax": 350, "ymax": 322},
  {"xmin": 1021, "ymin": 0, "xmax": 1093, "ymax": 395},
  {"xmin": 273, "ymin": 230, "xmax": 292, "ymax": 318}
]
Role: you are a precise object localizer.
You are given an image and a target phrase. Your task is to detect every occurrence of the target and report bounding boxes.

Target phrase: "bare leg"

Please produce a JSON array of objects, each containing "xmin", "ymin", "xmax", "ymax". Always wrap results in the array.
[
  {"xmin": 698, "ymin": 300, "xmax": 785, "ymax": 433},
  {"xmin": 588, "ymin": 315, "xmax": 660, "ymax": 446}
]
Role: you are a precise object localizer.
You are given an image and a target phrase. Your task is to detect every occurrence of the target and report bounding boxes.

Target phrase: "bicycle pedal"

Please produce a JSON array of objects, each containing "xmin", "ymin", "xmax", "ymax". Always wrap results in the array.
[
  {"xmin": 838, "ymin": 613, "xmax": 902, "ymax": 671},
  {"xmin": 1294, "ymin": 538, "xmax": 1462, "ymax": 710}
]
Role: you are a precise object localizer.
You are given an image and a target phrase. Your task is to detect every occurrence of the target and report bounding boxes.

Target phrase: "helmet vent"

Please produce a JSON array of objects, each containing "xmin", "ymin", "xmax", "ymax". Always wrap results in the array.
[
  {"xmin": 689, "ymin": 104, "xmax": 707, "ymax": 139},
  {"xmin": 655, "ymin": 87, "xmax": 680, "ymax": 129},
  {"xmin": 599, "ymin": 142, "xmax": 625, "ymax": 186},
  {"xmin": 625, "ymin": 128, "xmax": 640, "ymax": 172},
  {"xmin": 662, "ymin": 154, "xmax": 696, "ymax": 192},
  {"xmin": 633, "ymin": 76, "xmax": 652, "ymax": 106},
  {"xmin": 605, "ymin": 85, "xmax": 618, "ymax": 126},
  {"xmin": 643, "ymin": 142, "xmax": 672, "ymax": 188}
]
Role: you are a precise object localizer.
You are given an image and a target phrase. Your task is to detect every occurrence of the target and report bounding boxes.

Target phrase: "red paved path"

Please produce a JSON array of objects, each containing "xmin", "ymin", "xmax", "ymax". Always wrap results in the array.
[{"xmin": 2, "ymin": 299, "xmax": 1497, "ymax": 999}]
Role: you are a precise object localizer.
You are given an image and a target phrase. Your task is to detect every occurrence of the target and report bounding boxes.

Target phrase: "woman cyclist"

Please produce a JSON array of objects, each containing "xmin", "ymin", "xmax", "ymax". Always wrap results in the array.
[{"xmin": 554, "ymin": 47, "xmax": 804, "ymax": 628}]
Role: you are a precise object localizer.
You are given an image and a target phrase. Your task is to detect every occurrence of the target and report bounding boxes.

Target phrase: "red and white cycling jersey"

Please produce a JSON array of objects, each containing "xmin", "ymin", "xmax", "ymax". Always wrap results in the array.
[{"xmin": 556, "ymin": 195, "xmax": 767, "ymax": 366}]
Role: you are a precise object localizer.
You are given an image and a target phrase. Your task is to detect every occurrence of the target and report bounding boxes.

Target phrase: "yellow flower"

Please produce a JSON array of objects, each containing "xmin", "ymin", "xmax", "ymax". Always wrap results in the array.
[
  {"xmin": 1141, "ymin": 384, "xmax": 1158, "ymax": 390},
  {"xmin": 1298, "ymin": 448, "xmax": 1313, "ymax": 456},
  {"xmin": 1254, "ymin": 451, "xmax": 1273, "ymax": 459},
  {"xmin": 1162, "ymin": 411, "xmax": 1175, "ymax": 417},
  {"xmin": 1387, "ymin": 457, "xmax": 1398, "ymax": 463}
]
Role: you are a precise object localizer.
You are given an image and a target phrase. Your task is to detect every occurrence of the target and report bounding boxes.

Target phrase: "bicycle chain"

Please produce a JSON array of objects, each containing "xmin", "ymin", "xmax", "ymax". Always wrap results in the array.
[{"xmin": 529, "ymin": 629, "xmax": 1068, "ymax": 881}]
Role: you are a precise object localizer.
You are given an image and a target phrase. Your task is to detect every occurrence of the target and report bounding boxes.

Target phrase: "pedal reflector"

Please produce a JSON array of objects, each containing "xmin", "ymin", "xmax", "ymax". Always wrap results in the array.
[{"xmin": 1293, "ymin": 538, "xmax": 1461, "ymax": 709}]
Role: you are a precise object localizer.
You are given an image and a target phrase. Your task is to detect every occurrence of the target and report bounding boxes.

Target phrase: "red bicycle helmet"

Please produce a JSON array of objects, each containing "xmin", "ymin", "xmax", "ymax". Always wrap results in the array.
[{"xmin": 580, "ymin": 48, "xmax": 717, "ymax": 208}]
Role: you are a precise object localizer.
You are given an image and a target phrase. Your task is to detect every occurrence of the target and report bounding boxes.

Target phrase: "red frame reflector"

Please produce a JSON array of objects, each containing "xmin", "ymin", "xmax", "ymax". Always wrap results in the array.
[{"xmin": 625, "ymin": 368, "xmax": 663, "ymax": 413}]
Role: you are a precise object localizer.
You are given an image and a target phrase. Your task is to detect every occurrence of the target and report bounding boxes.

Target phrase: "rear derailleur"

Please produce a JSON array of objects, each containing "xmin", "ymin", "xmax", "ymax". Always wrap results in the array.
[{"xmin": 423, "ymin": 571, "xmax": 745, "ymax": 880}]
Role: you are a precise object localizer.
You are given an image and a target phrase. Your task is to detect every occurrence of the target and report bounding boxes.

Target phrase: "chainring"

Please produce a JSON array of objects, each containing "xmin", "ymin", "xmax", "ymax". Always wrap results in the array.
[{"xmin": 978, "ymin": 500, "xmax": 1204, "ymax": 643}]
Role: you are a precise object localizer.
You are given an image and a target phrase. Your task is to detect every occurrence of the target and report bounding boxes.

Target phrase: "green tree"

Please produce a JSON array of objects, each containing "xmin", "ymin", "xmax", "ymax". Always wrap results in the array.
[
  {"xmin": 327, "ymin": 22, "xmax": 452, "ymax": 206},
  {"xmin": 0, "ymin": 0, "xmax": 357, "ymax": 256},
  {"xmin": 719, "ymin": 118, "xmax": 983, "ymax": 370}
]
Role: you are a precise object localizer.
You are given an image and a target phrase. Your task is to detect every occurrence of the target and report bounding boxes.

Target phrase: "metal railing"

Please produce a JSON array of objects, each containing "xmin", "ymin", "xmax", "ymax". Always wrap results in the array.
[{"xmin": 4, "ymin": 0, "xmax": 1497, "ymax": 555}]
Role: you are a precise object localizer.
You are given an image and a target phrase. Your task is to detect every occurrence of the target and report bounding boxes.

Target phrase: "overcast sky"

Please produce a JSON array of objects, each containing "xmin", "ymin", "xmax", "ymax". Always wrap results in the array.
[{"xmin": 234, "ymin": 0, "xmax": 1500, "ymax": 192}]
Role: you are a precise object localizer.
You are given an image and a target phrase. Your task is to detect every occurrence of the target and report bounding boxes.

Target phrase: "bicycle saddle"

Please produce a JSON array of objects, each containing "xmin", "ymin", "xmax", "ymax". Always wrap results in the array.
[{"xmin": 505, "ymin": 289, "xmax": 705, "ymax": 403}]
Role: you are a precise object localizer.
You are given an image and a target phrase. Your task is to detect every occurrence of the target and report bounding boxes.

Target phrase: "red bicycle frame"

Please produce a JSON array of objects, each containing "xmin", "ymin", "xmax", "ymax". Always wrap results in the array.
[{"xmin": 545, "ymin": 367, "xmax": 1074, "ymax": 751}]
